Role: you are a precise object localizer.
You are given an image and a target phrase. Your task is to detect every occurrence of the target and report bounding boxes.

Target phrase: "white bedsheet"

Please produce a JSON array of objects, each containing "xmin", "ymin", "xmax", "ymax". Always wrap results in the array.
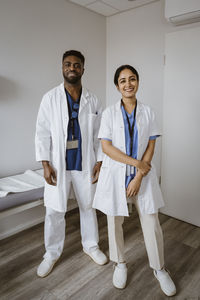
[{"xmin": 0, "ymin": 169, "xmax": 45, "ymax": 198}]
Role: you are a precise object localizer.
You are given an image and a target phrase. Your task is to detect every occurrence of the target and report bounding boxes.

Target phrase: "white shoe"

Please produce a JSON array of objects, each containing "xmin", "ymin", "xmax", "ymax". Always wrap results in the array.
[
  {"xmin": 37, "ymin": 258, "xmax": 58, "ymax": 278},
  {"xmin": 83, "ymin": 248, "xmax": 108, "ymax": 265},
  {"xmin": 154, "ymin": 269, "xmax": 176, "ymax": 296},
  {"xmin": 113, "ymin": 263, "xmax": 127, "ymax": 289}
]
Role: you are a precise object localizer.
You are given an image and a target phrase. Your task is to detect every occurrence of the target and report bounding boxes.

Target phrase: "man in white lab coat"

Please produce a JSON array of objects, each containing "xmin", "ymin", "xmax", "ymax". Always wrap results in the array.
[{"xmin": 35, "ymin": 50, "xmax": 107, "ymax": 277}]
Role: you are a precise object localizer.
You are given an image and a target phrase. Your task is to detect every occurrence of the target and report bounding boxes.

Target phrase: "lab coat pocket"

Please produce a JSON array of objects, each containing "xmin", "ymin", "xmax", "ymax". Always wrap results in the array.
[{"xmin": 138, "ymin": 167, "xmax": 164, "ymax": 214}]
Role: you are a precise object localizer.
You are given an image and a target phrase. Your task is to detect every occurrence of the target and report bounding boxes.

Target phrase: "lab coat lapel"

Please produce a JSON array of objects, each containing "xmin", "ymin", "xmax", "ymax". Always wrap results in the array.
[
  {"xmin": 115, "ymin": 100, "xmax": 124, "ymax": 130},
  {"xmin": 79, "ymin": 88, "xmax": 89, "ymax": 115},
  {"xmin": 115, "ymin": 101, "xmax": 126, "ymax": 152},
  {"xmin": 136, "ymin": 101, "xmax": 143, "ymax": 129},
  {"xmin": 136, "ymin": 101, "xmax": 146, "ymax": 159},
  {"xmin": 59, "ymin": 83, "xmax": 69, "ymax": 138}
]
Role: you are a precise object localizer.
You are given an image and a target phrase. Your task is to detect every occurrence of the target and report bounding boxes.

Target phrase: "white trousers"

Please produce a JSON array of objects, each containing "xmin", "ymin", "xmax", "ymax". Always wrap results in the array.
[
  {"xmin": 107, "ymin": 198, "xmax": 164, "ymax": 270},
  {"xmin": 44, "ymin": 171, "xmax": 99, "ymax": 261}
]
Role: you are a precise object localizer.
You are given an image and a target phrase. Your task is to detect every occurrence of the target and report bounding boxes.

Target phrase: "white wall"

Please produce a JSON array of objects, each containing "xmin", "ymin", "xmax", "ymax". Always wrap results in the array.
[
  {"xmin": 161, "ymin": 27, "xmax": 200, "ymax": 226},
  {"xmin": 106, "ymin": 0, "xmax": 200, "ymax": 176},
  {"xmin": 0, "ymin": 0, "xmax": 106, "ymax": 177}
]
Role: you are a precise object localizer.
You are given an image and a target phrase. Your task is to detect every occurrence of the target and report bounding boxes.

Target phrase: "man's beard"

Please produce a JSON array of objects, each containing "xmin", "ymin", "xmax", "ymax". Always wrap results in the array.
[{"xmin": 63, "ymin": 72, "xmax": 82, "ymax": 84}]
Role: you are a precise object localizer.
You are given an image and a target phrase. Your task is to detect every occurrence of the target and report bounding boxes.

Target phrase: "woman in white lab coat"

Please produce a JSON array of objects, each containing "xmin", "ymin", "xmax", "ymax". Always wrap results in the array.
[{"xmin": 93, "ymin": 65, "xmax": 176, "ymax": 296}]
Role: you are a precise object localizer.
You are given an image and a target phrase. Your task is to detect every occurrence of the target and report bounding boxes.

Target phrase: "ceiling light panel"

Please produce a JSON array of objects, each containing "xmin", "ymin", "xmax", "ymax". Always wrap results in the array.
[
  {"xmin": 101, "ymin": 0, "xmax": 157, "ymax": 11},
  {"xmin": 69, "ymin": 0, "xmax": 95, "ymax": 6},
  {"xmin": 87, "ymin": 2, "xmax": 119, "ymax": 17}
]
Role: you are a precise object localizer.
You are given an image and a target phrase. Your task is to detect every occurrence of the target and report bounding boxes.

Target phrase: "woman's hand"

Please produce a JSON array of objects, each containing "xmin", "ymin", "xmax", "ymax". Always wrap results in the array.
[
  {"xmin": 42, "ymin": 161, "xmax": 57, "ymax": 186},
  {"xmin": 137, "ymin": 160, "xmax": 151, "ymax": 176},
  {"xmin": 126, "ymin": 176, "xmax": 142, "ymax": 198},
  {"xmin": 92, "ymin": 161, "xmax": 102, "ymax": 184}
]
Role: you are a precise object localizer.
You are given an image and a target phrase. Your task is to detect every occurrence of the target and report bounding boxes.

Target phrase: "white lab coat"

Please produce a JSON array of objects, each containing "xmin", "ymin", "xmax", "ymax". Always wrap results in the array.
[
  {"xmin": 93, "ymin": 100, "xmax": 164, "ymax": 216},
  {"xmin": 35, "ymin": 83, "xmax": 102, "ymax": 212}
]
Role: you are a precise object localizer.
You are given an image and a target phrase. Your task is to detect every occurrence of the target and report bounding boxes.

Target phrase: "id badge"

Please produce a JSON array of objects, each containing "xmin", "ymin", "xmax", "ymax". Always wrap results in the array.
[
  {"xmin": 130, "ymin": 166, "xmax": 134, "ymax": 175},
  {"xmin": 66, "ymin": 140, "xmax": 78, "ymax": 149},
  {"xmin": 126, "ymin": 165, "xmax": 131, "ymax": 176}
]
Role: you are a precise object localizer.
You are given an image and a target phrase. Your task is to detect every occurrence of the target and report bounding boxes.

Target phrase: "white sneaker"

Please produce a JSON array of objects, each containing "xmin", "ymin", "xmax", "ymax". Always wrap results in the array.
[
  {"xmin": 113, "ymin": 263, "xmax": 127, "ymax": 289},
  {"xmin": 37, "ymin": 258, "xmax": 58, "ymax": 278},
  {"xmin": 154, "ymin": 269, "xmax": 176, "ymax": 296},
  {"xmin": 83, "ymin": 248, "xmax": 108, "ymax": 265}
]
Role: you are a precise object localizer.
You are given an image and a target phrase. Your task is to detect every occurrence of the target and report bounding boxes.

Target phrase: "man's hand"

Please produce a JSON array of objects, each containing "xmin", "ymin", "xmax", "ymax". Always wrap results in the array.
[
  {"xmin": 92, "ymin": 161, "xmax": 102, "ymax": 184},
  {"xmin": 126, "ymin": 175, "xmax": 142, "ymax": 198},
  {"xmin": 42, "ymin": 161, "xmax": 57, "ymax": 186}
]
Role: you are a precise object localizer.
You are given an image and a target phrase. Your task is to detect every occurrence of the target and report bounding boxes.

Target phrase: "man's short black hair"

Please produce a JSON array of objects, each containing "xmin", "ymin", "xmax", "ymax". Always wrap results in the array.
[
  {"xmin": 114, "ymin": 64, "xmax": 139, "ymax": 86},
  {"xmin": 62, "ymin": 50, "xmax": 85, "ymax": 65}
]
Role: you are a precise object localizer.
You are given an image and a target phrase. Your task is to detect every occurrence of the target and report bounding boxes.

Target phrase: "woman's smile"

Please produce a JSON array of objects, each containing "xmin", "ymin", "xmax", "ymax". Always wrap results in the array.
[{"xmin": 117, "ymin": 68, "xmax": 139, "ymax": 99}]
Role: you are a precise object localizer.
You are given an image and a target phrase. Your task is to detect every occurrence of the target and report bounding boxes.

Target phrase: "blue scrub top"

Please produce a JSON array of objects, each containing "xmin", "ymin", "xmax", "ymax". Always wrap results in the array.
[
  {"xmin": 121, "ymin": 105, "xmax": 138, "ymax": 188},
  {"xmin": 65, "ymin": 90, "xmax": 82, "ymax": 171}
]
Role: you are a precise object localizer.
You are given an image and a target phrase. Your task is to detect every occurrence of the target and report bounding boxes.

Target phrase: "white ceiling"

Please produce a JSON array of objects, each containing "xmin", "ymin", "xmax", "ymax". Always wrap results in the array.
[{"xmin": 68, "ymin": 0, "xmax": 159, "ymax": 17}]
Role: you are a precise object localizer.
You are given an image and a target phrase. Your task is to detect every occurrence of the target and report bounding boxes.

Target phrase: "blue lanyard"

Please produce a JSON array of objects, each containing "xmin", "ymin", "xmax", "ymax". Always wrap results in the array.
[
  {"xmin": 122, "ymin": 100, "xmax": 137, "ymax": 155},
  {"xmin": 65, "ymin": 89, "xmax": 81, "ymax": 140}
]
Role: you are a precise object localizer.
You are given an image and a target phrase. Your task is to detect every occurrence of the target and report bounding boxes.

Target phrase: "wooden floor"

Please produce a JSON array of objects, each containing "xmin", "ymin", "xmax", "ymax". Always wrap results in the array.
[{"xmin": 0, "ymin": 208, "xmax": 200, "ymax": 300}]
